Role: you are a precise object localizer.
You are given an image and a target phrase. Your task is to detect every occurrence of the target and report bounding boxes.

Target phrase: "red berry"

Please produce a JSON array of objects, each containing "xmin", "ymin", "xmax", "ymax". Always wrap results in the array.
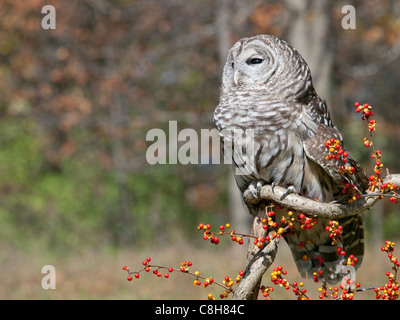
[
  {"xmin": 168, "ymin": 267, "xmax": 174, "ymax": 273},
  {"xmin": 135, "ymin": 273, "xmax": 140, "ymax": 279},
  {"xmin": 164, "ymin": 273, "xmax": 169, "ymax": 278},
  {"xmin": 127, "ymin": 276, "xmax": 133, "ymax": 281},
  {"xmin": 122, "ymin": 266, "xmax": 128, "ymax": 270},
  {"xmin": 146, "ymin": 257, "xmax": 151, "ymax": 262}
]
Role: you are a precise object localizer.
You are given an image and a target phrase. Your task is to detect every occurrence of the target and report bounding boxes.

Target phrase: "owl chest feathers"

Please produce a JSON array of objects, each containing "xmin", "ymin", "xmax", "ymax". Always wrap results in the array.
[{"xmin": 214, "ymin": 93, "xmax": 333, "ymax": 201}]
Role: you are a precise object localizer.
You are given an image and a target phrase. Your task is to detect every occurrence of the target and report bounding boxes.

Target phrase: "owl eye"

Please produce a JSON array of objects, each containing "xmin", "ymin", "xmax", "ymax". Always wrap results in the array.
[
  {"xmin": 247, "ymin": 58, "xmax": 263, "ymax": 65},
  {"xmin": 231, "ymin": 62, "xmax": 235, "ymax": 69}
]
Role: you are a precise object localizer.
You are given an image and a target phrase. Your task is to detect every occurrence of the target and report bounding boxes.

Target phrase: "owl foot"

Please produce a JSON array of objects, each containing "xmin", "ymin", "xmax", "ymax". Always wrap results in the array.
[
  {"xmin": 280, "ymin": 186, "xmax": 297, "ymax": 200},
  {"xmin": 248, "ymin": 180, "xmax": 264, "ymax": 198}
]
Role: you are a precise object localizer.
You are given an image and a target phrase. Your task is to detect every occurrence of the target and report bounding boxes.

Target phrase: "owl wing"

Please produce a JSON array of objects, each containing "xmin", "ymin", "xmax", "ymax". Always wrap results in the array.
[
  {"xmin": 296, "ymin": 122, "xmax": 367, "ymax": 282},
  {"xmin": 303, "ymin": 123, "xmax": 368, "ymax": 196}
]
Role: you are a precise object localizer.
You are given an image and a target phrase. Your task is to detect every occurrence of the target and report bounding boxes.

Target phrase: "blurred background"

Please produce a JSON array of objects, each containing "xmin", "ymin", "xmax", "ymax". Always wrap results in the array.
[{"xmin": 0, "ymin": 0, "xmax": 399, "ymax": 299}]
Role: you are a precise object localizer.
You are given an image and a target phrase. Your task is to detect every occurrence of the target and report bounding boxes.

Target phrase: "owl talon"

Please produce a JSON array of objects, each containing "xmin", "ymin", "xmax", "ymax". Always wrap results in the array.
[
  {"xmin": 249, "ymin": 181, "xmax": 264, "ymax": 198},
  {"xmin": 271, "ymin": 182, "xmax": 276, "ymax": 194},
  {"xmin": 280, "ymin": 186, "xmax": 297, "ymax": 200},
  {"xmin": 249, "ymin": 185, "xmax": 258, "ymax": 198}
]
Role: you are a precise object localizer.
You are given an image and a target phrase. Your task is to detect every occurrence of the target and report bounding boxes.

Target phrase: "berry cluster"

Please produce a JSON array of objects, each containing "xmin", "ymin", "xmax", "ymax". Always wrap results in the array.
[
  {"xmin": 270, "ymin": 265, "xmax": 289, "ymax": 288},
  {"xmin": 259, "ymin": 285, "xmax": 274, "ymax": 299},
  {"xmin": 122, "ymin": 255, "xmax": 248, "ymax": 300},
  {"xmin": 298, "ymin": 213, "xmax": 318, "ymax": 230},
  {"xmin": 325, "ymin": 102, "xmax": 399, "ymax": 203},
  {"xmin": 197, "ymin": 205, "xmax": 305, "ymax": 251},
  {"xmin": 290, "ymin": 281, "xmax": 308, "ymax": 300},
  {"xmin": 198, "ymin": 222, "xmax": 248, "ymax": 246},
  {"xmin": 325, "ymin": 138, "xmax": 349, "ymax": 162},
  {"xmin": 354, "ymin": 102, "xmax": 374, "ymax": 121},
  {"xmin": 267, "ymin": 266, "xmax": 309, "ymax": 300},
  {"xmin": 344, "ymin": 254, "xmax": 359, "ymax": 267},
  {"xmin": 315, "ymin": 265, "xmax": 362, "ymax": 300},
  {"xmin": 324, "ymin": 138, "xmax": 355, "ymax": 177},
  {"xmin": 318, "ymin": 285, "xmax": 339, "ymax": 300},
  {"xmin": 325, "ymin": 220, "xmax": 343, "ymax": 245},
  {"xmin": 375, "ymin": 241, "xmax": 399, "ymax": 300},
  {"xmin": 123, "ymin": 236, "xmax": 399, "ymax": 300},
  {"xmin": 324, "ymin": 138, "xmax": 361, "ymax": 203},
  {"xmin": 123, "ymin": 257, "xmax": 176, "ymax": 281},
  {"xmin": 353, "ymin": 102, "xmax": 400, "ymax": 203}
]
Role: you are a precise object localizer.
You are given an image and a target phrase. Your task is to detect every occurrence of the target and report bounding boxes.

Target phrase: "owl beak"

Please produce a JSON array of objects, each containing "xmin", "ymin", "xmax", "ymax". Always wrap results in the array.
[{"xmin": 233, "ymin": 70, "xmax": 241, "ymax": 86}]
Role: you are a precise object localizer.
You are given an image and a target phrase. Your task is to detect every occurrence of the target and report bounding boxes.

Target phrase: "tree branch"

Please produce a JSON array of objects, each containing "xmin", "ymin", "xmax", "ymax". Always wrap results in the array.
[
  {"xmin": 232, "ymin": 212, "xmax": 279, "ymax": 300},
  {"xmin": 244, "ymin": 174, "xmax": 400, "ymax": 218}
]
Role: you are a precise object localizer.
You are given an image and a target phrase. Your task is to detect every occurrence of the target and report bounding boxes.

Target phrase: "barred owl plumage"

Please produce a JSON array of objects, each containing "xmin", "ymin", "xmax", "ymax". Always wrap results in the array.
[{"xmin": 214, "ymin": 34, "xmax": 368, "ymax": 283}]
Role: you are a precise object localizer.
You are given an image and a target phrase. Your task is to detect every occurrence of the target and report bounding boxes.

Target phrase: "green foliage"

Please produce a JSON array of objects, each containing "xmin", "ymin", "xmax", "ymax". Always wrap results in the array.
[{"xmin": 0, "ymin": 116, "xmax": 225, "ymax": 253}]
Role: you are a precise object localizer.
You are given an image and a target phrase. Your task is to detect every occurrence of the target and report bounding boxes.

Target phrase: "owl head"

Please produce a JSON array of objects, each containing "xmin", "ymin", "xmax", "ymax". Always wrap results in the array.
[{"xmin": 221, "ymin": 34, "xmax": 313, "ymax": 101}]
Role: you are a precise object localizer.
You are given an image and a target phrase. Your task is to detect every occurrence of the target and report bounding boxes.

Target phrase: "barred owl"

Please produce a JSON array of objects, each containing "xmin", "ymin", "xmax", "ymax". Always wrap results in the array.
[{"xmin": 214, "ymin": 34, "xmax": 368, "ymax": 283}]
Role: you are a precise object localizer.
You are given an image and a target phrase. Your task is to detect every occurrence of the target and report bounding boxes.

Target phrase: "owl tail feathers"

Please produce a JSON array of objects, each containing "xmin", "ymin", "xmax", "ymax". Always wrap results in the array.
[
  {"xmin": 287, "ymin": 238, "xmax": 364, "ymax": 284},
  {"xmin": 285, "ymin": 214, "xmax": 365, "ymax": 284},
  {"xmin": 289, "ymin": 242, "xmax": 345, "ymax": 284}
]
